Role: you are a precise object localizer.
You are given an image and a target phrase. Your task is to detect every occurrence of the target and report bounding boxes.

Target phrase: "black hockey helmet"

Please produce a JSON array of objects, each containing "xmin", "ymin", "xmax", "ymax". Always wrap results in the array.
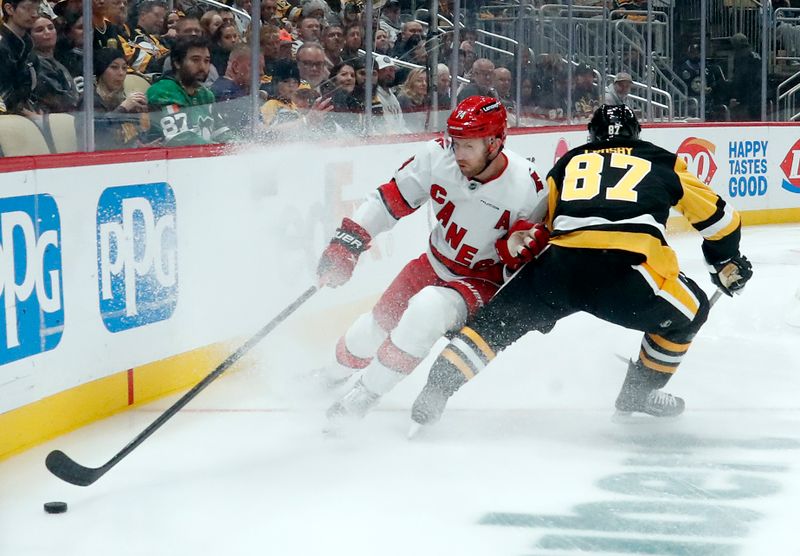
[{"xmin": 588, "ymin": 104, "xmax": 641, "ymax": 142}]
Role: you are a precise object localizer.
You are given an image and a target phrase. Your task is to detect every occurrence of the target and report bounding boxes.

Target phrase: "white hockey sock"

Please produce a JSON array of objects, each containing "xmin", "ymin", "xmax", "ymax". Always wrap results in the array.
[{"xmin": 361, "ymin": 361, "xmax": 407, "ymax": 395}]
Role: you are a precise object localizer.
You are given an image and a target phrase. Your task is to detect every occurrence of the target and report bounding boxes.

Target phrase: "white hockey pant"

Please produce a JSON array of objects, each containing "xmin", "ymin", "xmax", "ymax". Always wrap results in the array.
[{"xmin": 360, "ymin": 286, "xmax": 468, "ymax": 395}]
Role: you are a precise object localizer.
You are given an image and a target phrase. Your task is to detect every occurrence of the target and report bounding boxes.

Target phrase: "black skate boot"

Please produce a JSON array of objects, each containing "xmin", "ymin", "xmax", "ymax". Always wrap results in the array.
[
  {"xmin": 614, "ymin": 359, "xmax": 685, "ymax": 419},
  {"xmin": 326, "ymin": 378, "xmax": 381, "ymax": 423}
]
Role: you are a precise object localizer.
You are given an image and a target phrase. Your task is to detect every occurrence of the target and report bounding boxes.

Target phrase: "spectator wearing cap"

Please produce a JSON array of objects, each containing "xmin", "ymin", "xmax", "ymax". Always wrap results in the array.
[
  {"xmin": 571, "ymin": 63, "xmax": 598, "ymax": 119},
  {"xmin": 211, "ymin": 43, "xmax": 262, "ymax": 131},
  {"xmin": 604, "ymin": 71, "xmax": 632, "ymax": 106},
  {"xmin": 457, "ymin": 57, "xmax": 495, "ymax": 103},
  {"xmin": 492, "ymin": 66, "xmax": 514, "ymax": 113},
  {"xmin": 52, "ymin": 0, "xmax": 81, "ymax": 20},
  {"xmin": 728, "ymin": 32, "xmax": 762, "ymax": 121},
  {"xmin": 296, "ymin": 42, "xmax": 328, "ymax": 92},
  {"xmin": 374, "ymin": 54, "xmax": 408, "ymax": 134},
  {"xmin": 277, "ymin": 29, "xmax": 293, "ymax": 60},
  {"xmin": 146, "ymin": 36, "xmax": 232, "ymax": 145},
  {"xmin": 378, "ymin": 0, "xmax": 401, "ymax": 48},
  {"xmin": 31, "ymin": 14, "xmax": 79, "ymax": 112},
  {"xmin": 127, "ymin": 0, "xmax": 170, "ymax": 74},
  {"xmin": 0, "ymin": 0, "xmax": 39, "ymax": 115},
  {"xmin": 262, "ymin": 59, "xmax": 301, "ymax": 126},
  {"xmin": 78, "ymin": 47, "xmax": 148, "ymax": 150}
]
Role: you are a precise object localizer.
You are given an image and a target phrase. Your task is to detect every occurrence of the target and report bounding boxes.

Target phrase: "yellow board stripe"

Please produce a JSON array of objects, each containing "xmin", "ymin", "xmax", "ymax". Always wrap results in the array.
[
  {"xmin": 649, "ymin": 334, "xmax": 690, "ymax": 354},
  {"xmin": 0, "ymin": 341, "xmax": 232, "ymax": 462},
  {"xmin": 442, "ymin": 347, "xmax": 475, "ymax": 380},
  {"xmin": 460, "ymin": 326, "xmax": 496, "ymax": 361},
  {"xmin": 639, "ymin": 349, "xmax": 678, "ymax": 374}
]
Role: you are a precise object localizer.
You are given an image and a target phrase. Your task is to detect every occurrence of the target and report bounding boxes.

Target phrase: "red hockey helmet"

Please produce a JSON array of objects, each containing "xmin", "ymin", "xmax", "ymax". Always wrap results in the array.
[{"xmin": 446, "ymin": 96, "xmax": 507, "ymax": 142}]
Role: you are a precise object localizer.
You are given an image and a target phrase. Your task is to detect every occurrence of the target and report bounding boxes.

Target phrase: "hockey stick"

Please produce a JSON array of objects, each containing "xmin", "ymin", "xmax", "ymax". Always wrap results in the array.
[
  {"xmin": 45, "ymin": 285, "xmax": 319, "ymax": 486},
  {"xmin": 614, "ymin": 288, "xmax": 723, "ymax": 365}
]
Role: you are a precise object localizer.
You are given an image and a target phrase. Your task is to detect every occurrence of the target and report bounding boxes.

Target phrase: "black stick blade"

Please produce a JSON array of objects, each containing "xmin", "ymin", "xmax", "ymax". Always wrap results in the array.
[{"xmin": 45, "ymin": 450, "xmax": 105, "ymax": 487}]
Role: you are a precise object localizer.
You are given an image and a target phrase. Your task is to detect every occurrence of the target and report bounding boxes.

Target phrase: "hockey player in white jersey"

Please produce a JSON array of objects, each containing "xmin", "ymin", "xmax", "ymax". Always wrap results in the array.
[{"xmin": 316, "ymin": 95, "xmax": 549, "ymax": 422}]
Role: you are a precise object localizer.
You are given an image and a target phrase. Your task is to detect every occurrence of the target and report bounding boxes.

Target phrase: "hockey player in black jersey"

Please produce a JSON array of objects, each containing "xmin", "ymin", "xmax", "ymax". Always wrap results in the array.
[{"xmin": 410, "ymin": 104, "xmax": 753, "ymax": 427}]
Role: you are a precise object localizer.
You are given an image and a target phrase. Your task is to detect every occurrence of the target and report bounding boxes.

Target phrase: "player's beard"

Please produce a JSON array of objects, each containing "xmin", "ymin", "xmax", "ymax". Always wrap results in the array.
[{"xmin": 457, "ymin": 152, "xmax": 491, "ymax": 179}]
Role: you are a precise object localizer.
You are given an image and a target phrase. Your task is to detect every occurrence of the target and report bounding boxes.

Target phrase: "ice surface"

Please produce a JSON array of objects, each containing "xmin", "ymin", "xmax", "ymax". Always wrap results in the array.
[{"xmin": 1, "ymin": 225, "xmax": 799, "ymax": 556}]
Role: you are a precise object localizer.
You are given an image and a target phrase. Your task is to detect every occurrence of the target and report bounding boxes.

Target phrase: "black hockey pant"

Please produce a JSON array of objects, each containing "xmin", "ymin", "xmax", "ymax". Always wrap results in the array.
[{"xmin": 429, "ymin": 245, "xmax": 711, "ymax": 394}]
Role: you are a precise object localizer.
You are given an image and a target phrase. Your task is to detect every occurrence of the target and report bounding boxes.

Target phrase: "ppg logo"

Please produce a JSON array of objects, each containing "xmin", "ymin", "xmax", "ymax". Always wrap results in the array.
[
  {"xmin": 97, "ymin": 183, "xmax": 178, "ymax": 332},
  {"xmin": 0, "ymin": 195, "xmax": 64, "ymax": 365}
]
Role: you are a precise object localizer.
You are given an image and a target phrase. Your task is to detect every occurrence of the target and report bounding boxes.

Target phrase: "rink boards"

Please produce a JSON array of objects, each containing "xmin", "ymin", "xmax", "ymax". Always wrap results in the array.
[{"xmin": 1, "ymin": 121, "xmax": 799, "ymax": 459}]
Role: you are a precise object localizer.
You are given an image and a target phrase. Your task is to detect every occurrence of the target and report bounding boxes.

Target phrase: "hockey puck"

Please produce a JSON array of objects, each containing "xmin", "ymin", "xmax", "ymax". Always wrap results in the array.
[{"xmin": 43, "ymin": 501, "xmax": 68, "ymax": 514}]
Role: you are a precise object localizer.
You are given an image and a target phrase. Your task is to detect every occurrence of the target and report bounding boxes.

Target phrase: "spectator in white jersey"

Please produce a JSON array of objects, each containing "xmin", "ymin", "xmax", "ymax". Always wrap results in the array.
[{"xmin": 373, "ymin": 54, "xmax": 408, "ymax": 134}]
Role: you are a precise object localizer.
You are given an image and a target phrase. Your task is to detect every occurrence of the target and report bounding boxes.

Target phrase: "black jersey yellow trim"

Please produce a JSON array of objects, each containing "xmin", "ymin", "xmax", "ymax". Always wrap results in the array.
[{"xmin": 550, "ymin": 230, "xmax": 679, "ymax": 280}]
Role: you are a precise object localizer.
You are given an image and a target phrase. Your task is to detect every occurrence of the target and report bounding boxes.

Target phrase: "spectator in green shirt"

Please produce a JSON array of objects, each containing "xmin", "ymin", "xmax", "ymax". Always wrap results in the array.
[{"xmin": 146, "ymin": 36, "xmax": 232, "ymax": 145}]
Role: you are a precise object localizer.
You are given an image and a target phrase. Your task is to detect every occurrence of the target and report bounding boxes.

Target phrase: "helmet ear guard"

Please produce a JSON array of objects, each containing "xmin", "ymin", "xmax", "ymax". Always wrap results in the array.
[{"xmin": 588, "ymin": 104, "xmax": 641, "ymax": 142}]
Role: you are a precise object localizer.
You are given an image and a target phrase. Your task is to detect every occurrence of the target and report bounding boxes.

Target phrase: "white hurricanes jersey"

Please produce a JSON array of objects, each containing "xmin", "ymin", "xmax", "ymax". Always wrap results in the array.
[{"xmin": 353, "ymin": 137, "xmax": 549, "ymax": 284}]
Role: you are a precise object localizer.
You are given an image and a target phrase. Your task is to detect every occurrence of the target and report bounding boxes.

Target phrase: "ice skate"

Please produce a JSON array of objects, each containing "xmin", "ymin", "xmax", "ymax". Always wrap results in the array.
[
  {"xmin": 614, "ymin": 359, "xmax": 684, "ymax": 420},
  {"xmin": 410, "ymin": 383, "xmax": 450, "ymax": 429},
  {"xmin": 613, "ymin": 388, "xmax": 685, "ymax": 421},
  {"xmin": 326, "ymin": 378, "xmax": 381, "ymax": 424}
]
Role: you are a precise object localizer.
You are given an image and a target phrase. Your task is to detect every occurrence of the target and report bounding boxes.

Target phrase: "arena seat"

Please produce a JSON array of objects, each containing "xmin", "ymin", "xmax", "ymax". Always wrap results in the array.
[
  {"xmin": 124, "ymin": 74, "xmax": 151, "ymax": 95},
  {"xmin": 47, "ymin": 113, "xmax": 78, "ymax": 153},
  {"xmin": 0, "ymin": 115, "xmax": 51, "ymax": 157}
]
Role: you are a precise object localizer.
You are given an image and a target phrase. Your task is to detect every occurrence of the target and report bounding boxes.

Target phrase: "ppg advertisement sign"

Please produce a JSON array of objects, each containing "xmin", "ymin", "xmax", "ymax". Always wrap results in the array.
[
  {"xmin": 0, "ymin": 195, "xmax": 64, "ymax": 365},
  {"xmin": 97, "ymin": 183, "xmax": 178, "ymax": 332}
]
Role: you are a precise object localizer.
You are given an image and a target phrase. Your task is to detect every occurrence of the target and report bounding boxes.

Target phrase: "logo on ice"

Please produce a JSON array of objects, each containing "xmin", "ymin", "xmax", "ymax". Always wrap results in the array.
[
  {"xmin": 676, "ymin": 137, "xmax": 718, "ymax": 185},
  {"xmin": 0, "ymin": 195, "xmax": 64, "ymax": 365},
  {"xmin": 97, "ymin": 183, "xmax": 178, "ymax": 332}
]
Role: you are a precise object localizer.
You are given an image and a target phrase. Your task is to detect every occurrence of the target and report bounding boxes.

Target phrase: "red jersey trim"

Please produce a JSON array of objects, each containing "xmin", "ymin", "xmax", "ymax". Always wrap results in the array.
[
  {"xmin": 475, "ymin": 152, "xmax": 509, "ymax": 185},
  {"xmin": 377, "ymin": 179, "xmax": 417, "ymax": 220},
  {"xmin": 429, "ymin": 240, "xmax": 504, "ymax": 284}
]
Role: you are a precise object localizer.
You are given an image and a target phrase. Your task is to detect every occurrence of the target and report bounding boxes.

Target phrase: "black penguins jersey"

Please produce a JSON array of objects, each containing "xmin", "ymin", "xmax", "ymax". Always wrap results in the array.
[{"xmin": 545, "ymin": 138, "xmax": 741, "ymax": 281}]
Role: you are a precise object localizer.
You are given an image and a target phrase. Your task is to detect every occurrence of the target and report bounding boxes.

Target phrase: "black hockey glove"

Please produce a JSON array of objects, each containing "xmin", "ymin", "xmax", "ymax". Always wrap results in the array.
[{"xmin": 708, "ymin": 253, "xmax": 753, "ymax": 296}]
